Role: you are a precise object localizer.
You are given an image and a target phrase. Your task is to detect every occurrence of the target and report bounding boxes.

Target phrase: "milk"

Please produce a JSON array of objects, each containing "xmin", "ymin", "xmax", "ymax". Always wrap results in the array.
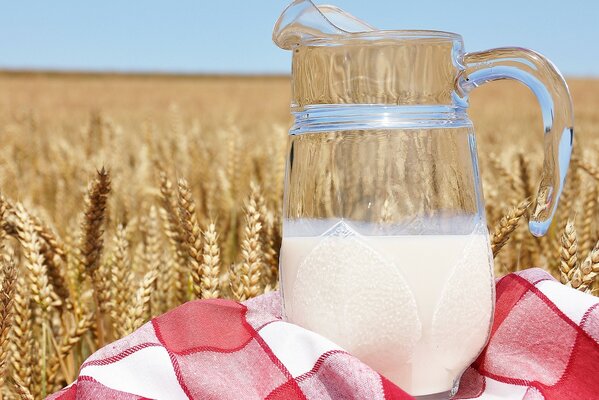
[{"xmin": 280, "ymin": 221, "xmax": 494, "ymax": 397}]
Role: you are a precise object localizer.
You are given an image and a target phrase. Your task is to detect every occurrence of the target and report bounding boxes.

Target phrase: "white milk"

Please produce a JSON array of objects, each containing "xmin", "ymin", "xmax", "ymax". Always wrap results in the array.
[{"xmin": 280, "ymin": 221, "xmax": 494, "ymax": 397}]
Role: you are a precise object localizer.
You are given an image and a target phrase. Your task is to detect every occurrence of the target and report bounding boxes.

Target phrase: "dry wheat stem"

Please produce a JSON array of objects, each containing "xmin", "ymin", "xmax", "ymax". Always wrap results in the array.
[
  {"xmin": 108, "ymin": 224, "xmax": 132, "ymax": 336},
  {"xmin": 0, "ymin": 248, "xmax": 17, "ymax": 388},
  {"xmin": 2, "ymin": 201, "xmax": 70, "ymax": 308},
  {"xmin": 123, "ymin": 269, "xmax": 158, "ymax": 336},
  {"xmin": 578, "ymin": 241, "xmax": 599, "ymax": 292},
  {"xmin": 580, "ymin": 184, "xmax": 597, "ymax": 256},
  {"xmin": 10, "ymin": 376, "xmax": 34, "ymax": 400},
  {"xmin": 490, "ymin": 199, "xmax": 531, "ymax": 257},
  {"xmin": 13, "ymin": 203, "xmax": 54, "ymax": 311},
  {"xmin": 80, "ymin": 167, "xmax": 111, "ymax": 276},
  {"xmin": 144, "ymin": 206, "xmax": 164, "ymax": 315},
  {"xmin": 177, "ymin": 178, "xmax": 203, "ymax": 299},
  {"xmin": 0, "ymin": 195, "xmax": 7, "ymax": 255},
  {"xmin": 581, "ymin": 161, "xmax": 599, "ymax": 182},
  {"xmin": 559, "ymin": 219, "xmax": 579, "ymax": 284},
  {"xmin": 254, "ymin": 184, "xmax": 278, "ymax": 287},
  {"xmin": 201, "ymin": 222, "xmax": 221, "ymax": 299},
  {"xmin": 237, "ymin": 184, "xmax": 264, "ymax": 300},
  {"xmin": 79, "ymin": 167, "xmax": 111, "ymax": 346},
  {"xmin": 47, "ymin": 312, "xmax": 94, "ymax": 387},
  {"xmin": 10, "ymin": 276, "xmax": 32, "ymax": 390},
  {"xmin": 488, "ymin": 153, "xmax": 520, "ymax": 194},
  {"xmin": 158, "ymin": 171, "xmax": 188, "ymax": 304}
]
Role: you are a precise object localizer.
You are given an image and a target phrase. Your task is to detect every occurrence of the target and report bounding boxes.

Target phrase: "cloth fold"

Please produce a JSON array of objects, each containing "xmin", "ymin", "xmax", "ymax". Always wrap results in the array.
[{"xmin": 49, "ymin": 269, "xmax": 599, "ymax": 400}]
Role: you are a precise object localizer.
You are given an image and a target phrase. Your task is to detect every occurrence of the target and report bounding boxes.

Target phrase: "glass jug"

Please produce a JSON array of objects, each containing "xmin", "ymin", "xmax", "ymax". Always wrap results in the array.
[{"xmin": 273, "ymin": 1, "xmax": 573, "ymax": 398}]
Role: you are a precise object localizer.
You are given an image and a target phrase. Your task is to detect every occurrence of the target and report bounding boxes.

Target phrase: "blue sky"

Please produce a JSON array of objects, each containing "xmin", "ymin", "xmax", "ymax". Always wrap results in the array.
[{"xmin": 0, "ymin": 0, "xmax": 597, "ymax": 76}]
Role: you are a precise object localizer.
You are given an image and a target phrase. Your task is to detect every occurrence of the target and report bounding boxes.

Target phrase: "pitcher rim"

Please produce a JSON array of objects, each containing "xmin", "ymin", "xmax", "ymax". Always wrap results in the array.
[{"xmin": 299, "ymin": 30, "xmax": 462, "ymax": 46}]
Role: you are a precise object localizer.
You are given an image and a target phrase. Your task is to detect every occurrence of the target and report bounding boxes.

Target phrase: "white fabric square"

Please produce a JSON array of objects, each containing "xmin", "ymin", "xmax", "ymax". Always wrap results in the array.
[
  {"xmin": 79, "ymin": 345, "xmax": 188, "ymax": 399},
  {"xmin": 258, "ymin": 321, "xmax": 344, "ymax": 378},
  {"xmin": 536, "ymin": 280, "xmax": 598, "ymax": 324}
]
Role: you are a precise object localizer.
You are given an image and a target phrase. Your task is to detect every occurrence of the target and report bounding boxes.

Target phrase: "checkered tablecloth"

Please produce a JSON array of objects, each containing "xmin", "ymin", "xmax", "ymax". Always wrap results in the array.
[{"xmin": 48, "ymin": 268, "xmax": 599, "ymax": 400}]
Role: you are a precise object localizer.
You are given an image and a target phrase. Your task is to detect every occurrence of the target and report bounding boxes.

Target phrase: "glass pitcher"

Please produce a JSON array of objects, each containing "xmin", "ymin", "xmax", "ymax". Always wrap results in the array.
[{"xmin": 273, "ymin": 1, "xmax": 573, "ymax": 398}]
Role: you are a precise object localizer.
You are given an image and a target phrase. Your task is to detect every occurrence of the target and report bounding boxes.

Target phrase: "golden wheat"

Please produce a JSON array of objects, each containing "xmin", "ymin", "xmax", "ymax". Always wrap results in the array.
[{"xmin": 0, "ymin": 73, "xmax": 597, "ymax": 397}]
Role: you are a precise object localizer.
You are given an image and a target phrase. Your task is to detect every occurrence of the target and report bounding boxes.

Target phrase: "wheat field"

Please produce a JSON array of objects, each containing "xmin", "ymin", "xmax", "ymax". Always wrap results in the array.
[{"xmin": 0, "ymin": 72, "xmax": 598, "ymax": 398}]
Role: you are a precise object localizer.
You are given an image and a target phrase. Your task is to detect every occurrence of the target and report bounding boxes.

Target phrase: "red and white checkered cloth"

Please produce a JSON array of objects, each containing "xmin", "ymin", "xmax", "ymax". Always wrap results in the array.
[{"xmin": 49, "ymin": 268, "xmax": 599, "ymax": 400}]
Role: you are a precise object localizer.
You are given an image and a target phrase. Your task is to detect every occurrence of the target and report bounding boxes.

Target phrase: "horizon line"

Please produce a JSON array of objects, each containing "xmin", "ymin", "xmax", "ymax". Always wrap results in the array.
[
  {"xmin": 0, "ymin": 68, "xmax": 597, "ymax": 80},
  {"xmin": 0, "ymin": 68, "xmax": 291, "ymax": 79}
]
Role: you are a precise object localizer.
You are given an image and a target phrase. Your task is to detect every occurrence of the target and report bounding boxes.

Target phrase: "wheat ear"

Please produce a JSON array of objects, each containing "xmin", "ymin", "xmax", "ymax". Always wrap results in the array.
[
  {"xmin": 559, "ymin": 220, "xmax": 578, "ymax": 284},
  {"xmin": 79, "ymin": 167, "xmax": 111, "ymax": 346},
  {"xmin": 80, "ymin": 167, "xmax": 111, "ymax": 276},
  {"xmin": 580, "ymin": 161, "xmax": 599, "ymax": 182},
  {"xmin": 253, "ymin": 183, "xmax": 277, "ymax": 287},
  {"xmin": 47, "ymin": 311, "xmax": 93, "ymax": 389},
  {"xmin": 108, "ymin": 224, "xmax": 132, "ymax": 336},
  {"xmin": 0, "ymin": 195, "xmax": 7, "ymax": 254},
  {"xmin": 488, "ymin": 153, "xmax": 520, "ymax": 193},
  {"xmin": 10, "ymin": 376, "xmax": 34, "ymax": 400},
  {"xmin": 158, "ymin": 171, "xmax": 187, "ymax": 304},
  {"xmin": 201, "ymin": 222, "xmax": 221, "ymax": 299},
  {"xmin": 490, "ymin": 199, "xmax": 531, "ymax": 258},
  {"xmin": 578, "ymin": 241, "xmax": 599, "ymax": 292},
  {"xmin": 13, "ymin": 203, "xmax": 54, "ymax": 311},
  {"xmin": 177, "ymin": 178, "xmax": 203, "ymax": 299},
  {"xmin": 123, "ymin": 269, "xmax": 158, "ymax": 336},
  {"xmin": 0, "ymin": 247, "xmax": 17, "ymax": 389},
  {"xmin": 28, "ymin": 211, "xmax": 70, "ymax": 307},
  {"xmin": 144, "ymin": 205, "xmax": 163, "ymax": 316},
  {"xmin": 237, "ymin": 184, "xmax": 264, "ymax": 300},
  {"xmin": 580, "ymin": 184, "xmax": 597, "ymax": 256},
  {"xmin": 3, "ymin": 202, "xmax": 70, "ymax": 308},
  {"xmin": 10, "ymin": 276, "xmax": 32, "ymax": 391}
]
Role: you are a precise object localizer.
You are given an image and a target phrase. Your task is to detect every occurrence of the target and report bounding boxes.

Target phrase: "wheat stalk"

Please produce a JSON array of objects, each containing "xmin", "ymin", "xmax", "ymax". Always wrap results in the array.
[
  {"xmin": 108, "ymin": 224, "xmax": 132, "ymax": 336},
  {"xmin": 488, "ymin": 153, "xmax": 520, "ymax": 194},
  {"xmin": 47, "ymin": 312, "xmax": 93, "ymax": 389},
  {"xmin": 79, "ymin": 167, "xmax": 111, "ymax": 346},
  {"xmin": 490, "ymin": 199, "xmax": 531, "ymax": 257},
  {"xmin": 144, "ymin": 206, "xmax": 164, "ymax": 316},
  {"xmin": 9, "ymin": 276, "xmax": 32, "ymax": 391},
  {"xmin": 177, "ymin": 178, "xmax": 203, "ymax": 299},
  {"xmin": 123, "ymin": 269, "xmax": 158, "ymax": 336},
  {"xmin": 0, "ymin": 195, "xmax": 7, "ymax": 255},
  {"xmin": 80, "ymin": 167, "xmax": 111, "ymax": 276},
  {"xmin": 580, "ymin": 184, "xmax": 597, "ymax": 256},
  {"xmin": 578, "ymin": 241, "xmax": 599, "ymax": 292},
  {"xmin": 0, "ymin": 247, "xmax": 17, "ymax": 389},
  {"xmin": 158, "ymin": 171, "xmax": 188, "ymax": 305},
  {"xmin": 236, "ymin": 184, "xmax": 264, "ymax": 300},
  {"xmin": 13, "ymin": 203, "xmax": 54, "ymax": 311},
  {"xmin": 253, "ymin": 184, "xmax": 278, "ymax": 287},
  {"xmin": 580, "ymin": 161, "xmax": 599, "ymax": 182},
  {"xmin": 559, "ymin": 219, "xmax": 579, "ymax": 284},
  {"xmin": 10, "ymin": 376, "xmax": 34, "ymax": 400},
  {"xmin": 200, "ymin": 222, "xmax": 221, "ymax": 299}
]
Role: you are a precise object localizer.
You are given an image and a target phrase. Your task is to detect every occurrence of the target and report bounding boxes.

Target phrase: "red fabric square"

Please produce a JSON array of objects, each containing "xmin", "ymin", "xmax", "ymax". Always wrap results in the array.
[
  {"xmin": 482, "ymin": 291, "xmax": 576, "ymax": 385},
  {"xmin": 174, "ymin": 339, "xmax": 289, "ymax": 399},
  {"xmin": 152, "ymin": 299, "xmax": 252, "ymax": 354},
  {"xmin": 539, "ymin": 328, "xmax": 599, "ymax": 399}
]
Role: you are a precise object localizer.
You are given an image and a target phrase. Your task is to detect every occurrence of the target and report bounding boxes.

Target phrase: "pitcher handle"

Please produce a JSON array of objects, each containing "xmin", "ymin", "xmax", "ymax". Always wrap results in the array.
[{"xmin": 457, "ymin": 47, "xmax": 574, "ymax": 237}]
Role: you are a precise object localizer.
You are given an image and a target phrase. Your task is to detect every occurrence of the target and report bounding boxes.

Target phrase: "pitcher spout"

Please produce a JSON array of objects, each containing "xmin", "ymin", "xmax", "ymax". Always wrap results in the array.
[{"xmin": 273, "ymin": 0, "xmax": 375, "ymax": 50}]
